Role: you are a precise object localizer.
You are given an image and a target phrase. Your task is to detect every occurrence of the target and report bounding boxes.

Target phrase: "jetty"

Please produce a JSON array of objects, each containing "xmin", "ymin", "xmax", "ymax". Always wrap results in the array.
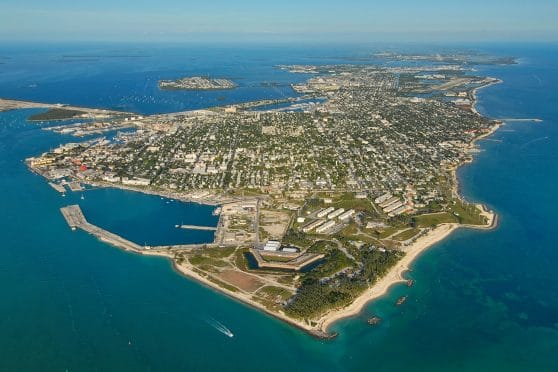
[
  {"xmin": 48, "ymin": 182, "xmax": 66, "ymax": 194},
  {"xmin": 60, "ymin": 205, "xmax": 142, "ymax": 251},
  {"xmin": 60, "ymin": 205, "xmax": 224, "ymax": 253},
  {"xmin": 177, "ymin": 224, "xmax": 218, "ymax": 231}
]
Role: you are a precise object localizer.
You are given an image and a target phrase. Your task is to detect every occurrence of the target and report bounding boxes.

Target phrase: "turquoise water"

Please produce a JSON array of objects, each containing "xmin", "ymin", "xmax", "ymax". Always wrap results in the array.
[{"xmin": 1, "ymin": 43, "xmax": 558, "ymax": 371}]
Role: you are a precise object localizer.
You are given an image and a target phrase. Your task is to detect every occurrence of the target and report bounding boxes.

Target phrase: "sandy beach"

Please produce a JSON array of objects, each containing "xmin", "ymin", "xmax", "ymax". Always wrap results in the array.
[
  {"xmin": 316, "ymin": 203, "xmax": 497, "ymax": 333},
  {"xmin": 316, "ymin": 223, "xmax": 459, "ymax": 332}
]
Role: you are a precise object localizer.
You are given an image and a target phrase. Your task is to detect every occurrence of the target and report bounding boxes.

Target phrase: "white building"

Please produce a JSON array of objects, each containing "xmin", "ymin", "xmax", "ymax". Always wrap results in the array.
[
  {"xmin": 282, "ymin": 247, "xmax": 299, "ymax": 253},
  {"xmin": 338, "ymin": 209, "xmax": 356, "ymax": 221},
  {"xmin": 374, "ymin": 193, "xmax": 392, "ymax": 204},
  {"xmin": 327, "ymin": 208, "xmax": 345, "ymax": 219},
  {"xmin": 122, "ymin": 177, "xmax": 150, "ymax": 186},
  {"xmin": 302, "ymin": 219, "xmax": 325, "ymax": 233},
  {"xmin": 317, "ymin": 207, "xmax": 335, "ymax": 218},
  {"xmin": 263, "ymin": 240, "xmax": 281, "ymax": 251},
  {"xmin": 316, "ymin": 220, "xmax": 336, "ymax": 234}
]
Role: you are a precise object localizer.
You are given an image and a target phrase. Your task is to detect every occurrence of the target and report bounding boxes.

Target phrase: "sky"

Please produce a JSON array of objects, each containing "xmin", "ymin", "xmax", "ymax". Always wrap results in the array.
[{"xmin": 1, "ymin": 0, "xmax": 557, "ymax": 43}]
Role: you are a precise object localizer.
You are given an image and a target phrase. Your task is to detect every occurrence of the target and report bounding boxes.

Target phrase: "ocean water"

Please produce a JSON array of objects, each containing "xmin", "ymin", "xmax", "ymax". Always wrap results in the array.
[{"xmin": 1, "ymin": 43, "xmax": 557, "ymax": 371}]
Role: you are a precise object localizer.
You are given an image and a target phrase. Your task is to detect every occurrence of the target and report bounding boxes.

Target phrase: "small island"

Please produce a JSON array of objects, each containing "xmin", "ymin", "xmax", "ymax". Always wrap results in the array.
[{"xmin": 158, "ymin": 76, "xmax": 236, "ymax": 90}]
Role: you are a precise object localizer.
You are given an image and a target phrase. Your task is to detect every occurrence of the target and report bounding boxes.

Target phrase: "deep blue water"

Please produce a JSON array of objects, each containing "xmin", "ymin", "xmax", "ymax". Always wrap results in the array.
[
  {"xmin": 1, "ymin": 43, "xmax": 557, "ymax": 371},
  {"xmin": 67, "ymin": 188, "xmax": 218, "ymax": 246}
]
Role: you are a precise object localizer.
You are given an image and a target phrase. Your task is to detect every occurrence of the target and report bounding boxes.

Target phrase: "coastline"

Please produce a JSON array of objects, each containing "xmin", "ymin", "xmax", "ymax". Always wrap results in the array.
[
  {"xmin": 23, "ymin": 76, "xmax": 504, "ymax": 338},
  {"xmin": 317, "ymin": 223, "xmax": 459, "ymax": 332},
  {"xmin": 316, "ymin": 205, "xmax": 498, "ymax": 333},
  {"xmin": 312, "ymin": 78, "xmax": 503, "ymax": 334},
  {"xmin": 142, "ymin": 250, "xmax": 328, "ymax": 336},
  {"xmin": 0, "ymin": 97, "xmax": 132, "ymax": 116}
]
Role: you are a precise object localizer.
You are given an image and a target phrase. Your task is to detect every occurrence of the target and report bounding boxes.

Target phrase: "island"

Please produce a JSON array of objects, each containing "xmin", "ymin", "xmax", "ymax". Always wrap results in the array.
[
  {"xmin": 25, "ymin": 52, "xmax": 514, "ymax": 338},
  {"xmin": 158, "ymin": 76, "xmax": 236, "ymax": 90}
]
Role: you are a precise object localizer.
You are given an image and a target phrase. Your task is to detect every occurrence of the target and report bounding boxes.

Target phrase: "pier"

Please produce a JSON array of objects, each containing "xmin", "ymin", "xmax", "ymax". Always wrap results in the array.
[
  {"xmin": 60, "ymin": 205, "xmax": 86, "ymax": 229},
  {"xmin": 177, "ymin": 224, "xmax": 218, "ymax": 231},
  {"xmin": 48, "ymin": 182, "xmax": 66, "ymax": 194}
]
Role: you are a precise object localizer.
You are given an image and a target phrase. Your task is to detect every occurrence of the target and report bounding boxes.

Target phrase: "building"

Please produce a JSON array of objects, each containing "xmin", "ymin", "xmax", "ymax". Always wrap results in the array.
[
  {"xmin": 122, "ymin": 177, "xmax": 150, "ymax": 186},
  {"xmin": 375, "ymin": 193, "xmax": 392, "ymax": 204},
  {"xmin": 302, "ymin": 219, "xmax": 325, "ymax": 233},
  {"xmin": 263, "ymin": 240, "xmax": 281, "ymax": 251},
  {"xmin": 338, "ymin": 209, "xmax": 356, "ymax": 221},
  {"xmin": 379, "ymin": 196, "xmax": 400, "ymax": 209},
  {"xmin": 317, "ymin": 207, "xmax": 335, "ymax": 218},
  {"xmin": 384, "ymin": 201, "xmax": 404, "ymax": 213},
  {"xmin": 327, "ymin": 208, "xmax": 345, "ymax": 219},
  {"xmin": 316, "ymin": 220, "xmax": 336, "ymax": 234},
  {"xmin": 282, "ymin": 247, "xmax": 299, "ymax": 253}
]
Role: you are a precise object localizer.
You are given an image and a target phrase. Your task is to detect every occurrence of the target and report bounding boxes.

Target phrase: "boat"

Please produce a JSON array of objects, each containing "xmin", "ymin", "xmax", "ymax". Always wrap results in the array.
[
  {"xmin": 206, "ymin": 317, "xmax": 234, "ymax": 338},
  {"xmin": 80, "ymin": 194, "xmax": 85, "ymax": 200},
  {"xmin": 396, "ymin": 296, "xmax": 408, "ymax": 306},
  {"xmin": 212, "ymin": 207, "xmax": 222, "ymax": 216},
  {"xmin": 406, "ymin": 279, "xmax": 415, "ymax": 287}
]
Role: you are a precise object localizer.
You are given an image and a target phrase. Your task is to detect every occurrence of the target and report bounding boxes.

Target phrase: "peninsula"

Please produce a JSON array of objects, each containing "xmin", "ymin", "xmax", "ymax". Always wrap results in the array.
[
  {"xmin": 158, "ymin": 76, "xmax": 236, "ymax": 90},
  {"xmin": 25, "ymin": 52, "xmax": 511, "ymax": 337}
]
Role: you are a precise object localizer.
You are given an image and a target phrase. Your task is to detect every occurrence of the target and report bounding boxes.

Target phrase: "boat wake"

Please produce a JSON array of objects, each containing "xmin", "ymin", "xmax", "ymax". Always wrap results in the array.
[
  {"xmin": 206, "ymin": 317, "xmax": 234, "ymax": 338},
  {"xmin": 520, "ymin": 136, "xmax": 549, "ymax": 149}
]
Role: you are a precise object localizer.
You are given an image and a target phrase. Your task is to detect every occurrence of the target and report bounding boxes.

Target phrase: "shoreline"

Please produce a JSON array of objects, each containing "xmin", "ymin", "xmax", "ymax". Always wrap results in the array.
[
  {"xmin": 312, "ymin": 78, "xmax": 503, "ymax": 334},
  {"xmin": 23, "ymin": 75, "xmax": 506, "ymax": 338},
  {"xmin": 318, "ymin": 223, "xmax": 459, "ymax": 332},
  {"xmin": 0, "ymin": 97, "xmax": 133, "ymax": 116},
  {"xmin": 141, "ymin": 250, "xmax": 330, "ymax": 337},
  {"xmin": 314, "ymin": 206, "xmax": 498, "ymax": 335}
]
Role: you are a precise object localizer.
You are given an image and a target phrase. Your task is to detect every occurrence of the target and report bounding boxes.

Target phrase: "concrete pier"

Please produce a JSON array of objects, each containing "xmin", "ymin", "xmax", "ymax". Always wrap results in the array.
[
  {"xmin": 60, "ymin": 205, "xmax": 86, "ymax": 229},
  {"xmin": 177, "ymin": 224, "xmax": 217, "ymax": 231},
  {"xmin": 49, "ymin": 182, "xmax": 66, "ymax": 194}
]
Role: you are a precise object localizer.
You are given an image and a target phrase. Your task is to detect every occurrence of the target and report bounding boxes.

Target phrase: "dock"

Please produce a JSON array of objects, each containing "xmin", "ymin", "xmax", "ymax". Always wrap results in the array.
[
  {"xmin": 48, "ymin": 182, "xmax": 66, "ymax": 194},
  {"xmin": 177, "ymin": 224, "xmax": 218, "ymax": 231},
  {"xmin": 60, "ymin": 204, "xmax": 86, "ymax": 229},
  {"xmin": 68, "ymin": 181, "xmax": 83, "ymax": 192}
]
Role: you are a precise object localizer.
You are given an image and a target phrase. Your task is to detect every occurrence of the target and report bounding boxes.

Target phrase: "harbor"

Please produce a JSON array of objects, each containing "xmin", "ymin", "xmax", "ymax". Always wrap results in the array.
[{"xmin": 60, "ymin": 205, "xmax": 221, "ymax": 252}]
